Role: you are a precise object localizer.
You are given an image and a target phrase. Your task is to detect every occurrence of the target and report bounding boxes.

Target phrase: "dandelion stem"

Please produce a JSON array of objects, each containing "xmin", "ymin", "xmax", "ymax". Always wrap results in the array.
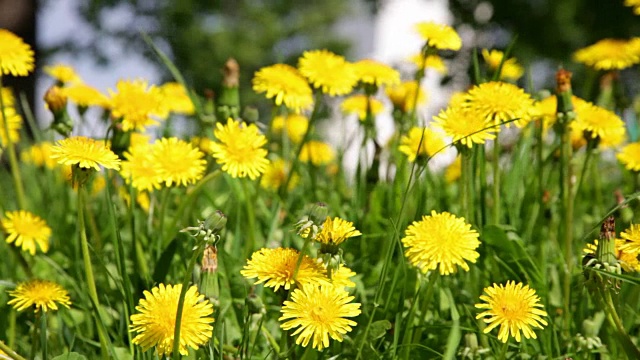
[
  {"xmin": 172, "ymin": 244, "xmax": 204, "ymax": 360},
  {"xmin": 492, "ymin": 136, "xmax": 501, "ymax": 224},
  {"xmin": 78, "ymin": 186, "xmax": 110, "ymax": 359},
  {"xmin": 241, "ymin": 179, "xmax": 257, "ymax": 258},
  {"xmin": 0, "ymin": 341, "xmax": 26, "ymax": 360},
  {"xmin": 498, "ymin": 341, "xmax": 509, "ymax": 360},
  {"xmin": 0, "ymin": 76, "xmax": 27, "ymax": 210}
]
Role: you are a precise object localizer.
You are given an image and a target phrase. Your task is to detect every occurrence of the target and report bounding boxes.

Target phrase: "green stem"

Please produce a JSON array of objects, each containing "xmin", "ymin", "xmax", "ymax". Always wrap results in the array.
[
  {"xmin": 156, "ymin": 187, "xmax": 171, "ymax": 258},
  {"xmin": 0, "ymin": 76, "xmax": 27, "ymax": 209},
  {"xmin": 498, "ymin": 341, "xmax": 509, "ymax": 360},
  {"xmin": 30, "ymin": 311, "xmax": 39, "ymax": 360},
  {"xmin": 460, "ymin": 149, "xmax": 472, "ymax": 221},
  {"xmin": 241, "ymin": 179, "xmax": 257, "ymax": 259},
  {"xmin": 560, "ymin": 123, "xmax": 574, "ymax": 337},
  {"xmin": 172, "ymin": 244, "xmax": 204, "ymax": 359},
  {"xmin": 492, "ymin": 136, "xmax": 501, "ymax": 224},
  {"xmin": 40, "ymin": 311, "xmax": 47, "ymax": 360},
  {"xmin": 0, "ymin": 341, "xmax": 26, "ymax": 360},
  {"xmin": 78, "ymin": 186, "xmax": 110, "ymax": 359}
]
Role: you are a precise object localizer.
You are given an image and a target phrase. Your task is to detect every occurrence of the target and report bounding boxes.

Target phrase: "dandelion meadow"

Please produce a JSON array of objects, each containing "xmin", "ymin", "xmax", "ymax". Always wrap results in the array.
[{"xmin": 2, "ymin": 3, "xmax": 640, "ymax": 359}]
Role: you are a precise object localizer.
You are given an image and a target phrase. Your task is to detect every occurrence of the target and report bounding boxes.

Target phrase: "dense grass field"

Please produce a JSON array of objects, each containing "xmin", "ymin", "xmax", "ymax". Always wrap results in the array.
[{"xmin": 2, "ymin": 14, "xmax": 640, "ymax": 360}]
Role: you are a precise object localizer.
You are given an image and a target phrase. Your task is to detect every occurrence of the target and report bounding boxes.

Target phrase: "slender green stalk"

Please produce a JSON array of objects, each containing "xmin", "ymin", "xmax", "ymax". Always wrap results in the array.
[
  {"xmin": 492, "ymin": 136, "xmax": 501, "ymax": 224},
  {"xmin": 78, "ymin": 186, "xmax": 110, "ymax": 359},
  {"xmin": 460, "ymin": 149, "xmax": 472, "ymax": 221},
  {"xmin": 40, "ymin": 311, "xmax": 48, "ymax": 360},
  {"xmin": 156, "ymin": 187, "xmax": 171, "ymax": 258},
  {"xmin": 498, "ymin": 341, "xmax": 509, "ymax": 360},
  {"xmin": 172, "ymin": 244, "xmax": 204, "ymax": 360},
  {"xmin": 241, "ymin": 179, "xmax": 257, "ymax": 258},
  {"xmin": 0, "ymin": 341, "xmax": 26, "ymax": 360},
  {"xmin": 0, "ymin": 76, "xmax": 27, "ymax": 209},
  {"xmin": 30, "ymin": 311, "xmax": 39, "ymax": 360},
  {"xmin": 559, "ymin": 121, "xmax": 574, "ymax": 336}
]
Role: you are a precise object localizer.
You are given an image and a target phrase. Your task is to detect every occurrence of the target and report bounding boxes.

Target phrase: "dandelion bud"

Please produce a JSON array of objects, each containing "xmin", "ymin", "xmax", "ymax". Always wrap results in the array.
[
  {"xmin": 44, "ymin": 85, "xmax": 67, "ymax": 114},
  {"xmin": 308, "ymin": 202, "xmax": 328, "ymax": 224},
  {"xmin": 205, "ymin": 210, "xmax": 227, "ymax": 233},
  {"xmin": 246, "ymin": 292, "xmax": 265, "ymax": 315}
]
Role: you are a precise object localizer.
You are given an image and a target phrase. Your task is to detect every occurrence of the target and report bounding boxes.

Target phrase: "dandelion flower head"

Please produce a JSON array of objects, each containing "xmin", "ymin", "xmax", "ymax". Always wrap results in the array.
[
  {"xmin": 353, "ymin": 59, "xmax": 400, "ymax": 88},
  {"xmin": 271, "ymin": 114, "xmax": 309, "ymax": 144},
  {"xmin": 398, "ymin": 127, "xmax": 446, "ymax": 162},
  {"xmin": 464, "ymin": 81, "xmax": 535, "ymax": 128},
  {"xmin": 341, "ymin": 94, "xmax": 384, "ymax": 121},
  {"xmin": 619, "ymin": 224, "xmax": 640, "ymax": 255},
  {"xmin": 409, "ymin": 53, "xmax": 448, "ymax": 74},
  {"xmin": 7, "ymin": 279, "xmax": 71, "ymax": 313},
  {"xmin": 573, "ymin": 38, "xmax": 640, "ymax": 70},
  {"xmin": 2, "ymin": 210, "xmax": 51, "ymax": 255},
  {"xmin": 323, "ymin": 264, "xmax": 357, "ymax": 289},
  {"xmin": 21, "ymin": 141, "xmax": 58, "ymax": 169},
  {"xmin": 260, "ymin": 158, "xmax": 299, "ymax": 191},
  {"xmin": 0, "ymin": 29, "xmax": 35, "ymax": 76},
  {"xmin": 51, "ymin": 136, "xmax": 120, "ymax": 171},
  {"xmin": 62, "ymin": 83, "xmax": 110, "ymax": 108},
  {"xmin": 481, "ymin": 49, "xmax": 524, "ymax": 81},
  {"xmin": 119, "ymin": 143, "xmax": 162, "ymax": 191},
  {"xmin": 300, "ymin": 140, "xmax": 335, "ymax": 166},
  {"xmin": 0, "ymin": 107, "xmax": 22, "ymax": 148},
  {"xmin": 279, "ymin": 284, "xmax": 362, "ymax": 350},
  {"xmin": 386, "ymin": 80, "xmax": 428, "ymax": 113},
  {"xmin": 315, "ymin": 217, "xmax": 362, "ymax": 246},
  {"xmin": 241, "ymin": 248, "xmax": 327, "ymax": 291},
  {"xmin": 298, "ymin": 50, "xmax": 358, "ymax": 96},
  {"xmin": 625, "ymin": 0, "xmax": 640, "ymax": 15},
  {"xmin": 433, "ymin": 104, "xmax": 496, "ymax": 148},
  {"xmin": 130, "ymin": 284, "xmax": 214, "ymax": 356},
  {"xmin": 152, "ymin": 137, "xmax": 207, "ymax": 187},
  {"xmin": 252, "ymin": 64, "xmax": 313, "ymax": 113},
  {"xmin": 108, "ymin": 79, "xmax": 167, "ymax": 131},
  {"xmin": 160, "ymin": 82, "xmax": 195, "ymax": 115},
  {"xmin": 402, "ymin": 210, "xmax": 480, "ymax": 275},
  {"xmin": 44, "ymin": 64, "xmax": 82, "ymax": 84},
  {"xmin": 445, "ymin": 157, "xmax": 462, "ymax": 183},
  {"xmin": 617, "ymin": 142, "xmax": 640, "ymax": 171},
  {"xmin": 572, "ymin": 102, "xmax": 626, "ymax": 148},
  {"xmin": 210, "ymin": 118, "xmax": 270, "ymax": 180},
  {"xmin": 414, "ymin": 21, "xmax": 462, "ymax": 51},
  {"xmin": 475, "ymin": 281, "xmax": 548, "ymax": 343}
]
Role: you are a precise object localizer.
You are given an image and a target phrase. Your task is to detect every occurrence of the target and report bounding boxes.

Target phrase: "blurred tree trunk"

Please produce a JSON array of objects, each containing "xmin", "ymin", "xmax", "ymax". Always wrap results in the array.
[{"xmin": 1, "ymin": 0, "xmax": 37, "ymax": 136}]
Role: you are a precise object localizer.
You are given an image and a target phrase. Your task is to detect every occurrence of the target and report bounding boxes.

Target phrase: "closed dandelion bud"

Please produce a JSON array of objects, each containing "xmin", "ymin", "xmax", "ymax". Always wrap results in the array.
[
  {"xmin": 555, "ymin": 68, "xmax": 575, "ymax": 125},
  {"xmin": 242, "ymin": 106, "xmax": 259, "ymax": 124},
  {"xmin": 308, "ymin": 202, "xmax": 328, "ymax": 224},
  {"xmin": 44, "ymin": 85, "xmax": 67, "ymax": 114},
  {"xmin": 463, "ymin": 333, "xmax": 479, "ymax": 350},
  {"xmin": 205, "ymin": 210, "xmax": 227, "ymax": 233},
  {"xmin": 596, "ymin": 216, "xmax": 617, "ymax": 266},
  {"xmin": 216, "ymin": 58, "xmax": 240, "ymax": 121}
]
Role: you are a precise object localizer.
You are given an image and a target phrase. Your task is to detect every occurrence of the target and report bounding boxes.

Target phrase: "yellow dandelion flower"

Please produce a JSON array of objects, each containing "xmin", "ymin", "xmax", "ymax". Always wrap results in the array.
[
  {"xmin": 353, "ymin": 59, "xmax": 400, "ymax": 88},
  {"xmin": 619, "ymin": 224, "xmax": 640, "ymax": 254},
  {"xmin": 315, "ymin": 217, "xmax": 361, "ymax": 246},
  {"xmin": 386, "ymin": 80, "xmax": 428, "ymax": 113},
  {"xmin": 584, "ymin": 239, "xmax": 640, "ymax": 272},
  {"xmin": 21, "ymin": 141, "xmax": 58, "ymax": 169},
  {"xmin": 241, "ymin": 248, "xmax": 328, "ymax": 291},
  {"xmin": 120, "ymin": 143, "xmax": 161, "ymax": 191},
  {"xmin": 210, "ymin": 118, "xmax": 270, "ymax": 180},
  {"xmin": 341, "ymin": 94, "xmax": 384, "ymax": 121},
  {"xmin": 481, "ymin": 49, "xmax": 524, "ymax": 81},
  {"xmin": 2, "ymin": 210, "xmax": 51, "ymax": 255},
  {"xmin": 279, "ymin": 284, "xmax": 361, "ymax": 351},
  {"xmin": 43, "ymin": 64, "xmax": 82, "ymax": 84},
  {"xmin": 532, "ymin": 95, "xmax": 591, "ymax": 132},
  {"xmin": 464, "ymin": 81, "xmax": 535, "ymax": 128},
  {"xmin": 7, "ymin": 279, "xmax": 71, "ymax": 312},
  {"xmin": 152, "ymin": 137, "xmax": 206, "ymax": 187},
  {"xmin": 572, "ymin": 102, "xmax": 626, "ymax": 148},
  {"xmin": 62, "ymin": 83, "xmax": 110, "ymax": 108},
  {"xmin": 625, "ymin": 0, "xmax": 640, "ymax": 15},
  {"xmin": 160, "ymin": 82, "xmax": 195, "ymax": 115},
  {"xmin": 0, "ymin": 29, "xmax": 35, "ymax": 76},
  {"xmin": 299, "ymin": 140, "xmax": 335, "ymax": 166},
  {"xmin": 617, "ymin": 142, "xmax": 640, "ymax": 171},
  {"xmin": 573, "ymin": 38, "xmax": 640, "ymax": 70},
  {"xmin": 324, "ymin": 265, "xmax": 357, "ymax": 289},
  {"xmin": 271, "ymin": 114, "xmax": 309, "ymax": 144},
  {"xmin": 51, "ymin": 136, "xmax": 120, "ymax": 171},
  {"xmin": 130, "ymin": 284, "xmax": 214, "ymax": 356},
  {"xmin": 402, "ymin": 210, "xmax": 480, "ymax": 275},
  {"xmin": 252, "ymin": 64, "xmax": 313, "ymax": 113},
  {"xmin": 298, "ymin": 50, "xmax": 358, "ymax": 96},
  {"xmin": 1, "ymin": 87, "xmax": 15, "ymax": 107},
  {"xmin": 260, "ymin": 158, "xmax": 299, "ymax": 191},
  {"xmin": 433, "ymin": 105, "xmax": 496, "ymax": 148},
  {"xmin": 0, "ymin": 106, "xmax": 22, "ymax": 148},
  {"xmin": 108, "ymin": 79, "xmax": 167, "ymax": 131},
  {"xmin": 445, "ymin": 157, "xmax": 462, "ymax": 183},
  {"xmin": 475, "ymin": 281, "xmax": 548, "ymax": 343},
  {"xmin": 414, "ymin": 21, "xmax": 462, "ymax": 51},
  {"xmin": 190, "ymin": 136, "xmax": 214, "ymax": 155},
  {"xmin": 408, "ymin": 53, "xmax": 448, "ymax": 74},
  {"xmin": 398, "ymin": 127, "xmax": 446, "ymax": 162}
]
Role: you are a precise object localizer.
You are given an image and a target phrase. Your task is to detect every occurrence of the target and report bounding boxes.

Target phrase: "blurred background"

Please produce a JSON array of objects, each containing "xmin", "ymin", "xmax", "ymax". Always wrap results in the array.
[{"xmin": 1, "ymin": 0, "xmax": 639, "ymax": 126}]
